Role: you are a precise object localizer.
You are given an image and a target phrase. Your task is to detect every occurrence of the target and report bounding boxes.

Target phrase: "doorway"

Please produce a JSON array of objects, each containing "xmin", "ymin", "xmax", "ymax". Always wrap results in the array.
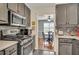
[{"xmin": 38, "ymin": 19, "xmax": 55, "ymax": 51}]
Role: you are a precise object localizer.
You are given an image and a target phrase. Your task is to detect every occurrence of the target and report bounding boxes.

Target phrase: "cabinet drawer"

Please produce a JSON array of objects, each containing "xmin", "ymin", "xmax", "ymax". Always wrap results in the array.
[
  {"xmin": 59, "ymin": 39, "xmax": 67, "ymax": 42},
  {"xmin": 10, "ymin": 51, "xmax": 17, "ymax": 55},
  {"xmin": 59, "ymin": 39, "xmax": 72, "ymax": 43},
  {"xmin": 0, "ymin": 51, "xmax": 4, "ymax": 55},
  {"xmin": 5, "ymin": 44, "xmax": 17, "ymax": 55}
]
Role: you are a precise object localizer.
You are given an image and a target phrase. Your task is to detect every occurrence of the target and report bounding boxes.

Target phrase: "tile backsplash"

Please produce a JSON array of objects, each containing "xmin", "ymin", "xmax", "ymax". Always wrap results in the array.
[
  {"xmin": 0, "ymin": 26, "xmax": 19, "ymax": 30},
  {"xmin": 56, "ymin": 25, "xmax": 77, "ymax": 36},
  {"xmin": 0, "ymin": 26, "xmax": 26, "ymax": 30},
  {"xmin": 0, "ymin": 26, "xmax": 27, "ymax": 35}
]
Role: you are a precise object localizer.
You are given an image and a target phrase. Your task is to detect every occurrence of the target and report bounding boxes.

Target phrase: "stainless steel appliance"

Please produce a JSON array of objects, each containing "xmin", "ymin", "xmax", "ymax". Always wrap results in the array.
[
  {"xmin": 8, "ymin": 10, "xmax": 26, "ymax": 26},
  {"xmin": 1, "ymin": 29, "xmax": 33, "ymax": 55},
  {"xmin": 21, "ymin": 38, "xmax": 33, "ymax": 55}
]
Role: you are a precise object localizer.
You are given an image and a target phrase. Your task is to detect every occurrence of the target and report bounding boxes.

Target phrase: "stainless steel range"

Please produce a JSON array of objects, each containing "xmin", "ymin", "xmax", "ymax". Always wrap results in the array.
[{"xmin": 0, "ymin": 29, "xmax": 33, "ymax": 55}]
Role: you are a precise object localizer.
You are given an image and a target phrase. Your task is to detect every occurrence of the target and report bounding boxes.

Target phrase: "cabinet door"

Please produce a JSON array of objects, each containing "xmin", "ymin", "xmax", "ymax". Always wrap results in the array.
[
  {"xmin": 72, "ymin": 42, "xmax": 78, "ymax": 55},
  {"xmin": 59, "ymin": 43, "xmax": 67, "ymax": 55},
  {"xmin": 5, "ymin": 44, "xmax": 17, "ymax": 55},
  {"xmin": 0, "ymin": 50, "xmax": 4, "ymax": 55},
  {"xmin": 59, "ymin": 43, "xmax": 72, "ymax": 55},
  {"xmin": 66, "ymin": 4, "xmax": 77, "ymax": 25},
  {"xmin": 56, "ymin": 5, "xmax": 67, "ymax": 25},
  {"xmin": 0, "ymin": 3, "xmax": 8, "ymax": 24},
  {"xmin": 24, "ymin": 5, "xmax": 31, "ymax": 27},
  {"xmin": 8, "ymin": 3, "xmax": 18, "ymax": 12},
  {"xmin": 65, "ymin": 43, "xmax": 72, "ymax": 55},
  {"xmin": 72, "ymin": 40, "xmax": 79, "ymax": 55},
  {"xmin": 18, "ymin": 3, "xmax": 25, "ymax": 16}
]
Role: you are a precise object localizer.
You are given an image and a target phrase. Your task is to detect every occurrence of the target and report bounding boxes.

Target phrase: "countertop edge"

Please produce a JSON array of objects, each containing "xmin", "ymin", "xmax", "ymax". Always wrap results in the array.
[
  {"xmin": 57, "ymin": 35, "xmax": 79, "ymax": 40},
  {"xmin": 0, "ymin": 40, "xmax": 18, "ymax": 51}
]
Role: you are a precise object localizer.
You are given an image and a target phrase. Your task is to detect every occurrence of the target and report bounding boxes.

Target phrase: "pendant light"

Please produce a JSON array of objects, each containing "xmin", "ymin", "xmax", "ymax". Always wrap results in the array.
[{"xmin": 48, "ymin": 16, "xmax": 51, "ymax": 22}]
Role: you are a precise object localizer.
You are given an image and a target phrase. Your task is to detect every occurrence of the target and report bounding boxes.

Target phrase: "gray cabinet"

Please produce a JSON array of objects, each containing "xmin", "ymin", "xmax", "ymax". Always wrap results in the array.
[
  {"xmin": 0, "ymin": 50, "xmax": 4, "ymax": 55},
  {"xmin": 59, "ymin": 43, "xmax": 67, "ymax": 55},
  {"xmin": 8, "ymin": 3, "xmax": 25, "ymax": 17},
  {"xmin": 66, "ymin": 4, "xmax": 78, "ymax": 25},
  {"xmin": 5, "ymin": 44, "xmax": 17, "ymax": 55},
  {"xmin": 56, "ymin": 3, "xmax": 78, "ymax": 26},
  {"xmin": 59, "ymin": 39, "xmax": 72, "ymax": 55},
  {"xmin": 56, "ymin": 5, "xmax": 67, "ymax": 25},
  {"xmin": 59, "ymin": 43, "xmax": 72, "ymax": 55},
  {"xmin": 0, "ymin": 3, "xmax": 8, "ymax": 24},
  {"xmin": 18, "ymin": 3, "xmax": 25, "ymax": 16},
  {"xmin": 24, "ymin": 5, "xmax": 31, "ymax": 27},
  {"xmin": 59, "ymin": 39, "xmax": 79, "ymax": 55},
  {"xmin": 72, "ymin": 40, "xmax": 79, "ymax": 55},
  {"xmin": 8, "ymin": 3, "xmax": 18, "ymax": 13}
]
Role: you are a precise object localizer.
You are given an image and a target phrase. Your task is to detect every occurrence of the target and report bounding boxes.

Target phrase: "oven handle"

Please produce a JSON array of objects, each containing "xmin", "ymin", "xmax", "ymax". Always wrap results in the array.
[{"xmin": 23, "ymin": 40, "xmax": 33, "ymax": 48}]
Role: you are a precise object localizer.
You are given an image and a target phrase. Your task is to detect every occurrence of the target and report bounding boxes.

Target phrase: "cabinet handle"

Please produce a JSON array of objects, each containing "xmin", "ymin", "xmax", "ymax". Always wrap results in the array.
[
  {"xmin": 68, "ymin": 22, "xmax": 69, "ymax": 24},
  {"xmin": 9, "ymin": 50, "xmax": 17, "ymax": 55}
]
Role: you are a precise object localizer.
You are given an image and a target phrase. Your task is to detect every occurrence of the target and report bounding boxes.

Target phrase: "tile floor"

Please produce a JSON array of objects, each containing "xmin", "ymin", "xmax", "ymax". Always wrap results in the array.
[{"xmin": 33, "ymin": 49, "xmax": 55, "ymax": 55}]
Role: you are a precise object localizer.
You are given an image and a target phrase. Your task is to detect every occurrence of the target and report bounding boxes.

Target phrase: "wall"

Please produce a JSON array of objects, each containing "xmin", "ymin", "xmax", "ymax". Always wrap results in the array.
[{"xmin": 0, "ymin": 26, "xmax": 19, "ymax": 30}]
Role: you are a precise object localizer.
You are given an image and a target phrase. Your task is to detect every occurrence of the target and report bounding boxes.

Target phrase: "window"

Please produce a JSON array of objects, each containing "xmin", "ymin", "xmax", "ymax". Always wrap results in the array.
[{"xmin": 44, "ymin": 22, "xmax": 54, "ymax": 33}]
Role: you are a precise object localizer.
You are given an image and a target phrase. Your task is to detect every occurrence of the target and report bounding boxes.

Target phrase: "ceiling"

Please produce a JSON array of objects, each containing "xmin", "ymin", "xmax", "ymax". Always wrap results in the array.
[
  {"xmin": 25, "ymin": 3, "xmax": 68, "ymax": 9},
  {"xmin": 25, "ymin": 3, "xmax": 67, "ymax": 20},
  {"xmin": 26, "ymin": 3, "xmax": 55, "ymax": 9}
]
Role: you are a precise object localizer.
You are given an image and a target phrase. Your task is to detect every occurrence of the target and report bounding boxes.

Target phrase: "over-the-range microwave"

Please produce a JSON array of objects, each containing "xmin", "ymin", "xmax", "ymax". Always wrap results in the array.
[{"xmin": 8, "ymin": 10, "xmax": 26, "ymax": 26}]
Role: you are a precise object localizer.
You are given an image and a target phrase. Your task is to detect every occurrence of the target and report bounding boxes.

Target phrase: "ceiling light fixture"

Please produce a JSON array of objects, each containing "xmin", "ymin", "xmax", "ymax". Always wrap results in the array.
[{"xmin": 48, "ymin": 16, "xmax": 51, "ymax": 22}]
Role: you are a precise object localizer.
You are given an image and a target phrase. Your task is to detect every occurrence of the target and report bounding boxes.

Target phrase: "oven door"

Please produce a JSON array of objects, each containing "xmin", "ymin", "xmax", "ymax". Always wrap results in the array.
[{"xmin": 21, "ymin": 39, "xmax": 33, "ymax": 55}]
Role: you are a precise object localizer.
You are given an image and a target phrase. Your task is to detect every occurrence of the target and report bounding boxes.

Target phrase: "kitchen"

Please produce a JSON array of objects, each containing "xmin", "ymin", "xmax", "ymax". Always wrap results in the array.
[
  {"xmin": 0, "ymin": 3, "xmax": 35, "ymax": 55},
  {"xmin": 0, "ymin": 3, "xmax": 79, "ymax": 55}
]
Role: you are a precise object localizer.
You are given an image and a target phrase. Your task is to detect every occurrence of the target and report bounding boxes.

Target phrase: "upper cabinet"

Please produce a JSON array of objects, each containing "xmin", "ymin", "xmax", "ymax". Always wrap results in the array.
[
  {"xmin": 8, "ymin": 3, "xmax": 25, "ymax": 16},
  {"xmin": 24, "ymin": 4, "xmax": 31, "ymax": 27},
  {"xmin": 0, "ymin": 3, "xmax": 31, "ymax": 27},
  {"xmin": 56, "ymin": 4, "xmax": 78, "ymax": 26},
  {"xmin": 18, "ymin": 3, "xmax": 25, "ymax": 16},
  {"xmin": 66, "ymin": 4, "xmax": 78, "ymax": 25},
  {"xmin": 8, "ymin": 3, "xmax": 18, "ymax": 13},
  {"xmin": 56, "ymin": 5, "xmax": 67, "ymax": 25},
  {"xmin": 0, "ymin": 3, "xmax": 8, "ymax": 24}
]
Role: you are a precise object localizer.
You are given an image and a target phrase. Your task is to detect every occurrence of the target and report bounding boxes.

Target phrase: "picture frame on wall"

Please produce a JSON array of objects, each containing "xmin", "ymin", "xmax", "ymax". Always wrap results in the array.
[{"xmin": 32, "ymin": 21, "xmax": 35, "ymax": 30}]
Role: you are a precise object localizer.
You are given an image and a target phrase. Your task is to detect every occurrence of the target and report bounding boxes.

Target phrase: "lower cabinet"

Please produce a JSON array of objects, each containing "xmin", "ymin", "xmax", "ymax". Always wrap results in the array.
[
  {"xmin": 59, "ymin": 39, "xmax": 73, "ymax": 55},
  {"xmin": 59, "ymin": 42, "xmax": 72, "ymax": 55},
  {"xmin": 0, "ymin": 50, "xmax": 4, "ymax": 55},
  {"xmin": 5, "ymin": 44, "xmax": 17, "ymax": 55},
  {"xmin": 59, "ymin": 39, "xmax": 79, "ymax": 55},
  {"xmin": 72, "ymin": 40, "xmax": 79, "ymax": 55}
]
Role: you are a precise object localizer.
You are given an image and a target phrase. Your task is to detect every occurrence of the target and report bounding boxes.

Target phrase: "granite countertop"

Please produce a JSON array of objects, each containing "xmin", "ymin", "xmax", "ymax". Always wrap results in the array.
[
  {"xmin": 57, "ymin": 35, "xmax": 79, "ymax": 40},
  {"xmin": 0, "ymin": 40, "xmax": 18, "ymax": 51}
]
